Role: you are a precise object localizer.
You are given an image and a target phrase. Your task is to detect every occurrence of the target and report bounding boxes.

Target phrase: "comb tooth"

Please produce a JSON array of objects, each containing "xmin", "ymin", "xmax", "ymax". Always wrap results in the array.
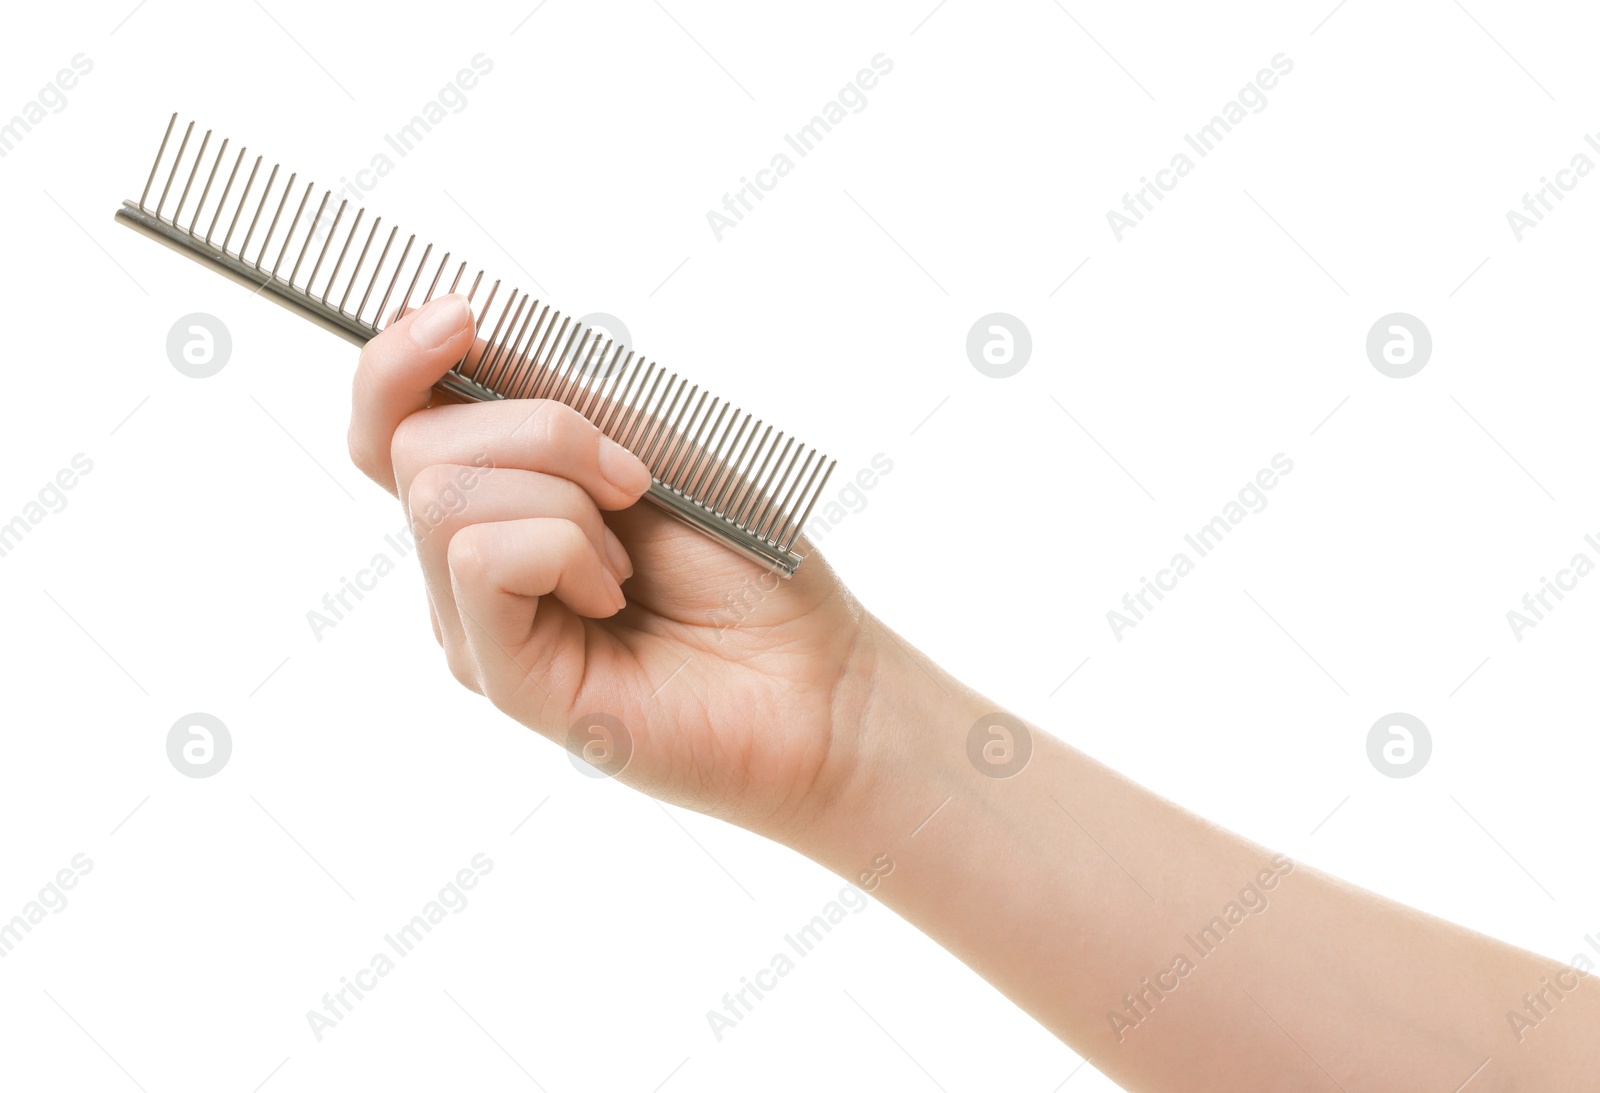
[
  {"xmin": 571, "ymin": 337, "xmax": 613, "ymax": 411},
  {"xmin": 723, "ymin": 424, "xmax": 775, "ymax": 520},
  {"xmin": 139, "ymin": 112, "xmax": 178, "ymax": 212},
  {"xmin": 289, "ymin": 189, "xmax": 329, "ymax": 286},
  {"xmin": 763, "ymin": 447, "xmax": 816, "ymax": 541},
  {"xmin": 681, "ymin": 401, "xmax": 731, "ymax": 498},
  {"xmin": 221, "ymin": 155, "xmax": 263, "ymax": 255},
  {"xmin": 659, "ymin": 390, "xmax": 709, "ymax": 484},
  {"xmin": 254, "ymin": 170, "xmax": 295, "ymax": 271},
  {"xmin": 373, "ymin": 232, "xmax": 414, "ymax": 326},
  {"xmin": 239, "ymin": 162, "xmax": 279, "ymax": 264},
  {"xmin": 553, "ymin": 332, "xmax": 598, "ymax": 406},
  {"xmin": 304, "ymin": 196, "xmax": 343, "ymax": 292},
  {"xmin": 502, "ymin": 304, "xmax": 552, "ymax": 398},
  {"xmin": 553, "ymin": 329, "xmax": 598, "ymax": 406},
  {"xmin": 620, "ymin": 365, "xmax": 667, "ymax": 450},
  {"xmin": 392, "ymin": 242, "xmax": 433, "ymax": 327},
  {"xmin": 597, "ymin": 352, "xmax": 643, "ymax": 436},
  {"xmin": 188, "ymin": 137, "xmax": 228, "ymax": 237},
  {"xmin": 484, "ymin": 295, "xmax": 535, "ymax": 392},
  {"xmin": 529, "ymin": 317, "xmax": 575, "ymax": 400},
  {"xmin": 639, "ymin": 378, "xmax": 688, "ymax": 468},
  {"xmin": 170, "ymin": 128, "xmax": 209, "ymax": 230},
  {"xmin": 711, "ymin": 419, "xmax": 763, "ymax": 514},
  {"xmin": 154, "ymin": 121, "xmax": 194, "ymax": 220},
  {"xmin": 751, "ymin": 441, "xmax": 804, "ymax": 540},
  {"xmin": 779, "ymin": 458, "xmax": 836, "ymax": 552},
  {"xmin": 684, "ymin": 404, "xmax": 740, "ymax": 499},
  {"xmin": 204, "ymin": 146, "xmax": 247, "ymax": 245},
  {"xmin": 338, "ymin": 217, "xmax": 382, "ymax": 313},
  {"xmin": 473, "ymin": 287, "xmax": 517, "ymax": 381},
  {"xmin": 663, "ymin": 394, "xmax": 716, "ymax": 488},
  {"xmin": 743, "ymin": 435, "xmax": 796, "ymax": 531},
  {"xmin": 456, "ymin": 277, "xmax": 496, "ymax": 374},
  {"xmin": 700, "ymin": 411, "xmax": 752, "ymax": 508},
  {"xmin": 578, "ymin": 342, "xmax": 627, "ymax": 419},
  {"xmin": 447, "ymin": 261, "xmax": 467, "ymax": 294},
  {"xmin": 420, "ymin": 250, "xmax": 451, "ymax": 305},
  {"xmin": 272, "ymin": 182, "xmax": 313, "ymax": 280},
  {"xmin": 615, "ymin": 362, "xmax": 660, "ymax": 446}
]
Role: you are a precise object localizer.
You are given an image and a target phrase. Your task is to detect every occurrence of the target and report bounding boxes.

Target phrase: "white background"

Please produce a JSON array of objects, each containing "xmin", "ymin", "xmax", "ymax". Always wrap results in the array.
[{"xmin": 2, "ymin": 1, "xmax": 1597, "ymax": 1090}]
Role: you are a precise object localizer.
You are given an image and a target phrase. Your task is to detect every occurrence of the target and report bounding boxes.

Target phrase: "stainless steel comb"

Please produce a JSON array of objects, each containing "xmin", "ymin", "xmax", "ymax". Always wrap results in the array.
[{"xmin": 114, "ymin": 113, "xmax": 835, "ymax": 577}]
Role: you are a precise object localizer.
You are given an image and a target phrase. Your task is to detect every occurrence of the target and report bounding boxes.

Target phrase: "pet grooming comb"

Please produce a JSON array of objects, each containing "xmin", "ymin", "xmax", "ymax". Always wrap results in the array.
[{"xmin": 114, "ymin": 114, "xmax": 835, "ymax": 577}]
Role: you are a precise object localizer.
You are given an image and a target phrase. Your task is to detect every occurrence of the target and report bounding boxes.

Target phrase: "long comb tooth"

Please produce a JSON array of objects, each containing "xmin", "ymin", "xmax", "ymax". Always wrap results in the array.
[
  {"xmin": 530, "ymin": 317, "xmax": 575, "ymax": 400},
  {"xmin": 620, "ymin": 365, "xmax": 667, "ymax": 450},
  {"xmin": 639, "ymin": 378, "xmax": 688, "ymax": 467},
  {"xmin": 337, "ymin": 216, "xmax": 381, "ymax": 312},
  {"xmin": 447, "ymin": 261, "xmax": 467, "ymax": 294},
  {"xmin": 188, "ymin": 137, "xmax": 228, "ymax": 237},
  {"xmin": 393, "ymin": 241, "xmax": 433, "ymax": 327},
  {"xmin": 483, "ymin": 294, "xmax": 534, "ymax": 391},
  {"xmin": 779, "ymin": 459, "xmax": 836, "ymax": 551},
  {"xmin": 752, "ymin": 441, "xmax": 804, "ymax": 539},
  {"xmin": 763, "ymin": 447, "xmax": 815, "ymax": 541},
  {"xmin": 473, "ymin": 287, "xmax": 517, "ymax": 381},
  {"xmin": 567, "ymin": 336, "xmax": 610, "ymax": 410},
  {"xmin": 239, "ymin": 162, "xmax": 278, "ymax": 263},
  {"xmin": 659, "ymin": 390, "xmax": 709, "ymax": 484},
  {"xmin": 308, "ymin": 199, "xmax": 347, "ymax": 296},
  {"xmin": 420, "ymin": 250, "xmax": 450, "ymax": 305},
  {"xmin": 171, "ymin": 128, "xmax": 209, "ymax": 230},
  {"xmin": 663, "ymin": 394, "xmax": 716, "ymax": 487},
  {"xmin": 743, "ymin": 435, "xmax": 795, "ymax": 530},
  {"xmin": 502, "ymin": 304, "xmax": 552, "ymax": 398},
  {"xmin": 255, "ymin": 170, "xmax": 295, "ymax": 270},
  {"xmin": 614, "ymin": 361, "xmax": 660, "ymax": 445},
  {"xmin": 318, "ymin": 204, "xmax": 360, "ymax": 303},
  {"xmin": 711, "ymin": 418, "xmax": 763, "ymax": 514},
  {"xmin": 204, "ymin": 145, "xmax": 247, "ymax": 245},
  {"xmin": 553, "ymin": 332, "xmax": 598, "ymax": 406},
  {"xmin": 700, "ymin": 411, "xmax": 751, "ymax": 506},
  {"xmin": 289, "ymin": 189, "xmax": 328, "ymax": 285},
  {"xmin": 579, "ymin": 342, "xmax": 627, "ymax": 419},
  {"xmin": 681, "ymin": 400, "xmax": 731, "ymax": 497},
  {"xmin": 154, "ymin": 121, "xmax": 194, "ymax": 220},
  {"xmin": 597, "ymin": 352, "xmax": 643, "ymax": 435},
  {"xmin": 457, "ymin": 277, "xmax": 495, "ymax": 373},
  {"xmin": 221, "ymin": 155, "xmax": 262, "ymax": 255},
  {"xmin": 723, "ymin": 424, "xmax": 774, "ymax": 518},
  {"xmin": 139, "ymin": 112, "xmax": 177, "ymax": 212},
  {"xmin": 373, "ymin": 232, "xmax": 413, "ymax": 326},
  {"xmin": 272, "ymin": 181, "xmax": 313, "ymax": 280}
]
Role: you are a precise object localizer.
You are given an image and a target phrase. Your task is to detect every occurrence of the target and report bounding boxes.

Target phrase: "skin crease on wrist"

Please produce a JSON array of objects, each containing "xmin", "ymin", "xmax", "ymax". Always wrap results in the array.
[{"xmin": 349, "ymin": 294, "xmax": 1600, "ymax": 1093}]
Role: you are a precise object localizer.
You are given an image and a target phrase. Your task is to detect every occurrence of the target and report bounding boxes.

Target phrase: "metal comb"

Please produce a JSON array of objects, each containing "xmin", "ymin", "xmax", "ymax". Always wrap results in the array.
[{"xmin": 114, "ymin": 113, "xmax": 836, "ymax": 577}]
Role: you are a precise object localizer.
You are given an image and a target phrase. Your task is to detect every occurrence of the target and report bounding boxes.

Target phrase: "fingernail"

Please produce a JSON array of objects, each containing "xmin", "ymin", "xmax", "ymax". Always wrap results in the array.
[
  {"xmin": 605, "ymin": 567, "xmax": 627, "ymax": 613},
  {"xmin": 598, "ymin": 436, "xmax": 652, "ymax": 495},
  {"xmin": 410, "ymin": 294, "xmax": 471, "ymax": 350},
  {"xmin": 602, "ymin": 525, "xmax": 634, "ymax": 580}
]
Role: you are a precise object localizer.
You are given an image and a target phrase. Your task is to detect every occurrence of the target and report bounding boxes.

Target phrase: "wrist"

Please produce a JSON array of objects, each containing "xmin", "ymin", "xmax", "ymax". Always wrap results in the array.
[{"xmin": 774, "ymin": 613, "xmax": 990, "ymax": 876}]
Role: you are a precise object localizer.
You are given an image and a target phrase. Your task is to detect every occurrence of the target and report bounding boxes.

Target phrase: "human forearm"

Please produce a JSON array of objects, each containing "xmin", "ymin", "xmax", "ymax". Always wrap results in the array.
[{"xmin": 788, "ymin": 616, "xmax": 1600, "ymax": 1092}]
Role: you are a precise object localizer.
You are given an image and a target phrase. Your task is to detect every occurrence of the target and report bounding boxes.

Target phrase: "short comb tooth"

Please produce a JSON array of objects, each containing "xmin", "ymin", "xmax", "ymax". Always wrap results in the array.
[
  {"xmin": 255, "ymin": 170, "xmax": 295, "ymax": 271},
  {"xmin": 221, "ymin": 154, "xmax": 262, "ymax": 255},
  {"xmin": 139, "ymin": 112, "xmax": 178, "ymax": 212},
  {"xmin": 188, "ymin": 136, "xmax": 228, "ymax": 237},
  {"xmin": 204, "ymin": 145, "xmax": 247, "ymax": 245},
  {"xmin": 171, "ymin": 128, "xmax": 210, "ymax": 230},
  {"xmin": 779, "ymin": 458, "xmax": 836, "ymax": 552}
]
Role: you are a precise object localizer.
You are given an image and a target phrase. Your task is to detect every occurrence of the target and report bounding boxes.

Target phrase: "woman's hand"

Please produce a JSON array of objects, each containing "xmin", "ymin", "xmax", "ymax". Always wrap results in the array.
[{"xmin": 346, "ymin": 293, "xmax": 887, "ymax": 842}]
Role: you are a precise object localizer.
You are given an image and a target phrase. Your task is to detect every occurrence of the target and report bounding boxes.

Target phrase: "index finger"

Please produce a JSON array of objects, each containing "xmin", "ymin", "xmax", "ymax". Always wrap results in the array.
[{"xmin": 348, "ymin": 293, "xmax": 476, "ymax": 495}]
